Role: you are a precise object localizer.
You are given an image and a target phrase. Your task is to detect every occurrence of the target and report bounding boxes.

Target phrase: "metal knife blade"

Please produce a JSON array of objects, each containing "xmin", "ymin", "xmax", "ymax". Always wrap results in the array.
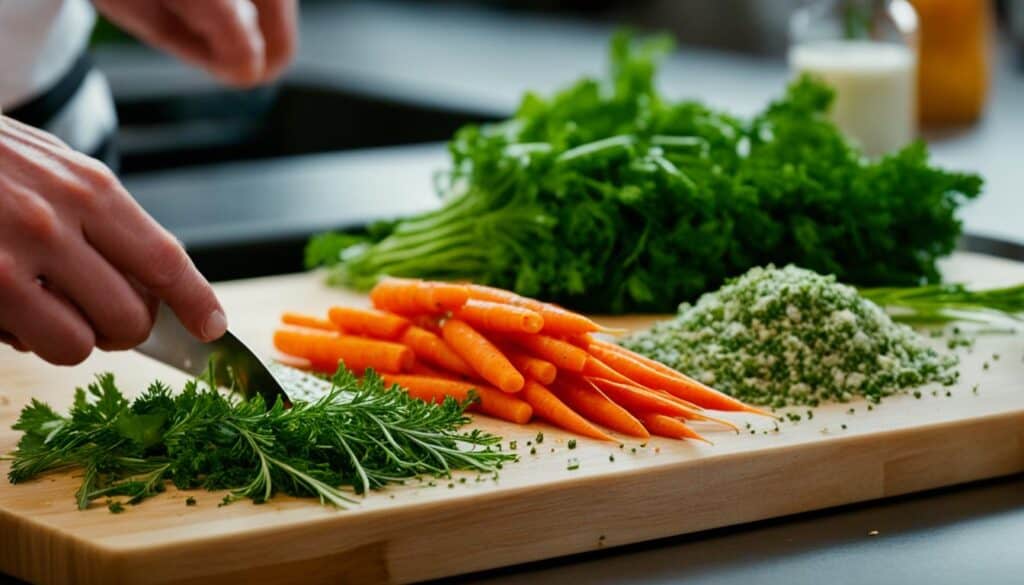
[{"xmin": 136, "ymin": 304, "xmax": 289, "ymax": 405}]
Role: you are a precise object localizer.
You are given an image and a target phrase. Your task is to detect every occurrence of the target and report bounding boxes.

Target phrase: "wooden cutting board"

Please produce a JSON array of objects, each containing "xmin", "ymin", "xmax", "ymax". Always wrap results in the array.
[{"xmin": 1, "ymin": 252, "xmax": 1022, "ymax": 585}]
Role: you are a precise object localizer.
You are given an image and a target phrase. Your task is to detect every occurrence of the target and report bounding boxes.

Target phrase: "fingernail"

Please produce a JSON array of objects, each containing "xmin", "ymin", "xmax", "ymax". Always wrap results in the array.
[{"xmin": 203, "ymin": 310, "xmax": 228, "ymax": 341}]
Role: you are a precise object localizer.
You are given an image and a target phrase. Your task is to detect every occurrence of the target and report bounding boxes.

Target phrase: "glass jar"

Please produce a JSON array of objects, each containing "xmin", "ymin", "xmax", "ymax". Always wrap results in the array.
[{"xmin": 789, "ymin": 0, "xmax": 919, "ymax": 156}]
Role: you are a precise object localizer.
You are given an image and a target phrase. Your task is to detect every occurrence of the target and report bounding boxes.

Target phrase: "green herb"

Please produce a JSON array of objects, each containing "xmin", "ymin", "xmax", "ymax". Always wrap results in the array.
[
  {"xmin": 622, "ymin": 265, "xmax": 959, "ymax": 407},
  {"xmin": 535, "ymin": 432, "xmax": 544, "ymax": 444},
  {"xmin": 567, "ymin": 440, "xmax": 577, "ymax": 450},
  {"xmin": 308, "ymin": 33, "xmax": 980, "ymax": 313},
  {"xmin": 530, "ymin": 447, "xmax": 537, "ymax": 455},
  {"xmin": 107, "ymin": 500, "xmax": 125, "ymax": 514},
  {"xmin": 185, "ymin": 496, "xmax": 196, "ymax": 507},
  {"xmin": 860, "ymin": 283, "xmax": 1024, "ymax": 325},
  {"xmin": 509, "ymin": 440, "xmax": 517, "ymax": 450},
  {"xmin": 609, "ymin": 455, "xmax": 615, "ymax": 462},
  {"xmin": 567, "ymin": 458, "xmax": 580, "ymax": 471},
  {"xmin": 7, "ymin": 366, "xmax": 513, "ymax": 510}
]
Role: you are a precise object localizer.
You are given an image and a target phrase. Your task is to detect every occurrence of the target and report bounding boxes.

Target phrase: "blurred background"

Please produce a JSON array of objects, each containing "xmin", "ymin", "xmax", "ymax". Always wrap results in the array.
[{"xmin": 86, "ymin": 0, "xmax": 1024, "ymax": 280}]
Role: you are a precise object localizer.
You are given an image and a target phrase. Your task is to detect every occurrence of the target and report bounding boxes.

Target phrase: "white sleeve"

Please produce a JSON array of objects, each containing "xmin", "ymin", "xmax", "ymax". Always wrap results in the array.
[{"xmin": 0, "ymin": 0, "xmax": 97, "ymax": 109}]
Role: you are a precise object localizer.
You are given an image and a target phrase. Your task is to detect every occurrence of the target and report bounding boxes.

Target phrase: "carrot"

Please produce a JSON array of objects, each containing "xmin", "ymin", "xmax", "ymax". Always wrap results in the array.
[
  {"xmin": 455, "ymin": 299, "xmax": 544, "ymax": 334},
  {"xmin": 399, "ymin": 325, "xmax": 475, "ymax": 377},
  {"xmin": 442, "ymin": 319, "xmax": 525, "ymax": 393},
  {"xmin": 370, "ymin": 278, "xmax": 469, "ymax": 314},
  {"xmin": 281, "ymin": 312, "xmax": 337, "ymax": 332},
  {"xmin": 327, "ymin": 306, "xmax": 410, "ymax": 339},
  {"xmin": 274, "ymin": 329, "xmax": 414, "ymax": 373},
  {"xmin": 504, "ymin": 333, "xmax": 588, "ymax": 372},
  {"xmin": 520, "ymin": 380, "xmax": 613, "ymax": 441},
  {"xmin": 466, "ymin": 284, "xmax": 603, "ymax": 335},
  {"xmin": 586, "ymin": 377, "xmax": 700, "ymax": 419},
  {"xmin": 551, "ymin": 374, "xmax": 649, "ymax": 438},
  {"xmin": 499, "ymin": 345, "xmax": 557, "ymax": 385},
  {"xmin": 381, "ymin": 374, "xmax": 533, "ymax": 424},
  {"xmin": 582, "ymin": 356, "xmax": 636, "ymax": 385},
  {"xmin": 587, "ymin": 343, "xmax": 763, "ymax": 414},
  {"xmin": 408, "ymin": 362, "xmax": 457, "ymax": 379},
  {"xmin": 638, "ymin": 413, "xmax": 711, "ymax": 444},
  {"xmin": 411, "ymin": 314, "xmax": 443, "ymax": 334}
]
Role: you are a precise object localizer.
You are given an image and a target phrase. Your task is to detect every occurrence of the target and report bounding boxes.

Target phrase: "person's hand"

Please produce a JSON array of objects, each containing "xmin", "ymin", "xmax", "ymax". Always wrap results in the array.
[
  {"xmin": 0, "ymin": 116, "xmax": 227, "ymax": 365},
  {"xmin": 93, "ymin": 0, "xmax": 298, "ymax": 87}
]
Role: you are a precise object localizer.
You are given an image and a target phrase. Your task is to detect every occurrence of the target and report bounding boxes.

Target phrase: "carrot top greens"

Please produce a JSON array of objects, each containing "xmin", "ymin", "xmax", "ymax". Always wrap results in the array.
[
  {"xmin": 307, "ymin": 31, "xmax": 981, "ymax": 313},
  {"xmin": 7, "ymin": 365, "xmax": 513, "ymax": 511}
]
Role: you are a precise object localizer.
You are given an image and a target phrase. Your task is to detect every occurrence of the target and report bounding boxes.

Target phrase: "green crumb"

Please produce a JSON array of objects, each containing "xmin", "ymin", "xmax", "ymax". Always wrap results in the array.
[
  {"xmin": 185, "ymin": 496, "xmax": 196, "ymax": 507},
  {"xmin": 867, "ymin": 404, "xmax": 874, "ymax": 411},
  {"xmin": 530, "ymin": 447, "xmax": 537, "ymax": 455},
  {"xmin": 107, "ymin": 500, "xmax": 125, "ymax": 514},
  {"xmin": 609, "ymin": 455, "xmax": 615, "ymax": 462},
  {"xmin": 460, "ymin": 477, "xmax": 467, "ymax": 484},
  {"xmin": 983, "ymin": 362, "xmax": 990, "ymax": 370},
  {"xmin": 448, "ymin": 483, "xmax": 454, "ymax": 489},
  {"xmin": 807, "ymin": 410, "xmax": 814, "ymax": 419},
  {"xmin": 841, "ymin": 424, "xmax": 848, "ymax": 430},
  {"xmin": 568, "ymin": 440, "xmax": 577, "ymax": 450},
  {"xmin": 972, "ymin": 384, "xmax": 980, "ymax": 395},
  {"xmin": 621, "ymin": 266, "xmax": 959, "ymax": 408},
  {"xmin": 945, "ymin": 391, "xmax": 952, "ymax": 397},
  {"xmin": 510, "ymin": 440, "xmax": 517, "ymax": 450},
  {"xmin": 631, "ymin": 447, "xmax": 637, "ymax": 453},
  {"xmin": 218, "ymin": 495, "xmax": 233, "ymax": 508},
  {"xmin": 535, "ymin": 432, "xmax": 545, "ymax": 444},
  {"xmin": 993, "ymin": 353, "xmax": 1000, "ymax": 361},
  {"xmin": 913, "ymin": 391, "xmax": 922, "ymax": 399},
  {"xmin": 567, "ymin": 458, "xmax": 580, "ymax": 471}
]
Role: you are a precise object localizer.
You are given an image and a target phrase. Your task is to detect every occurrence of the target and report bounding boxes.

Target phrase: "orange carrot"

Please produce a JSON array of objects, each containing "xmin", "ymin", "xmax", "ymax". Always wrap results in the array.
[
  {"xmin": 274, "ymin": 329, "xmax": 414, "ymax": 373},
  {"xmin": 455, "ymin": 299, "xmax": 544, "ymax": 334},
  {"xmin": 281, "ymin": 312, "xmax": 337, "ymax": 332},
  {"xmin": 442, "ymin": 319, "xmax": 524, "ymax": 393},
  {"xmin": 520, "ymin": 380, "xmax": 613, "ymax": 441},
  {"xmin": 638, "ymin": 413, "xmax": 710, "ymax": 444},
  {"xmin": 408, "ymin": 362, "xmax": 457, "ymax": 379},
  {"xmin": 552, "ymin": 375, "xmax": 649, "ymax": 438},
  {"xmin": 370, "ymin": 278, "xmax": 469, "ymax": 314},
  {"xmin": 465, "ymin": 284, "xmax": 603, "ymax": 335},
  {"xmin": 587, "ymin": 343, "xmax": 761, "ymax": 413},
  {"xmin": 381, "ymin": 374, "xmax": 533, "ymax": 424},
  {"xmin": 504, "ymin": 333, "xmax": 588, "ymax": 372},
  {"xmin": 411, "ymin": 314, "xmax": 443, "ymax": 334},
  {"xmin": 327, "ymin": 306, "xmax": 410, "ymax": 339},
  {"xmin": 586, "ymin": 377, "xmax": 699, "ymax": 419},
  {"xmin": 582, "ymin": 356, "xmax": 636, "ymax": 385},
  {"xmin": 499, "ymin": 345, "xmax": 557, "ymax": 385},
  {"xmin": 399, "ymin": 325, "xmax": 475, "ymax": 377}
]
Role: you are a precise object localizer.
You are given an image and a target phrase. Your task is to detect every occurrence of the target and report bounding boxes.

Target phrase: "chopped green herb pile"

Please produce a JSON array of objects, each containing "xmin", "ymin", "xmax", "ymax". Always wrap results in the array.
[
  {"xmin": 7, "ymin": 366, "xmax": 513, "ymax": 510},
  {"xmin": 621, "ymin": 265, "xmax": 959, "ymax": 407},
  {"xmin": 307, "ymin": 32, "xmax": 981, "ymax": 313}
]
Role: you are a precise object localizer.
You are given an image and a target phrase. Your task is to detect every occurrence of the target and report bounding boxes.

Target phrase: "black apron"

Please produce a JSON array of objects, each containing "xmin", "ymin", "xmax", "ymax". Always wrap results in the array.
[{"xmin": 4, "ymin": 51, "xmax": 118, "ymax": 171}]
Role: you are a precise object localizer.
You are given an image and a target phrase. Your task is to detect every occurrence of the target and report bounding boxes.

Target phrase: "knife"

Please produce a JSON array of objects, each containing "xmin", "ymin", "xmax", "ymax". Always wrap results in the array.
[{"xmin": 136, "ymin": 304, "xmax": 289, "ymax": 405}]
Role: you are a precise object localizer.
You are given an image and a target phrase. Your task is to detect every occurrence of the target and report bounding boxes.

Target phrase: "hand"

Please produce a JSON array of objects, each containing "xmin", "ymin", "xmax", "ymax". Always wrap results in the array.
[
  {"xmin": 93, "ymin": 0, "xmax": 298, "ymax": 87},
  {"xmin": 0, "ymin": 116, "xmax": 227, "ymax": 365}
]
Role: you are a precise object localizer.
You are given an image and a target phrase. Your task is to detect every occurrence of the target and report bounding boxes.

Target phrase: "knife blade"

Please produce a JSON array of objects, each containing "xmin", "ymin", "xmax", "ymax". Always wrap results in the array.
[{"xmin": 135, "ymin": 304, "xmax": 289, "ymax": 405}]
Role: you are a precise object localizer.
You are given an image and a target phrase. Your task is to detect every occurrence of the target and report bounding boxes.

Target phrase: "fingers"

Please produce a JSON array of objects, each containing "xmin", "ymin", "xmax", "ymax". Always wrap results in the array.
[
  {"xmin": 166, "ymin": 0, "xmax": 266, "ymax": 87},
  {"xmin": 1, "ymin": 116, "xmax": 71, "ymax": 151},
  {"xmin": 252, "ymin": 0, "xmax": 298, "ymax": 81},
  {"xmin": 0, "ymin": 265, "xmax": 95, "ymax": 366},
  {"xmin": 41, "ymin": 234, "xmax": 154, "ymax": 351},
  {"xmin": 80, "ymin": 186, "xmax": 227, "ymax": 343}
]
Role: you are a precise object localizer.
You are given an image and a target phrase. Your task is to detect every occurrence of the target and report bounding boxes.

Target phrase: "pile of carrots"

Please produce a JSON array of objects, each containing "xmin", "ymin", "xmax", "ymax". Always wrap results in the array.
[{"xmin": 273, "ymin": 278, "xmax": 766, "ymax": 443}]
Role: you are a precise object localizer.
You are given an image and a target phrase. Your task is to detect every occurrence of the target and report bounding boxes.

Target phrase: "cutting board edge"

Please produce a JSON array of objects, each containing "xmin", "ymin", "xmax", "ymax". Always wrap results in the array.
[{"xmin": 2, "ymin": 406, "xmax": 1019, "ymax": 585}]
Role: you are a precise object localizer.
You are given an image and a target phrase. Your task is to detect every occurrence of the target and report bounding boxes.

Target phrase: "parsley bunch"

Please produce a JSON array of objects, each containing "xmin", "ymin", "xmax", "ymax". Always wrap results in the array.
[
  {"xmin": 7, "ymin": 367, "xmax": 512, "ymax": 510},
  {"xmin": 309, "ymin": 32, "xmax": 981, "ymax": 313}
]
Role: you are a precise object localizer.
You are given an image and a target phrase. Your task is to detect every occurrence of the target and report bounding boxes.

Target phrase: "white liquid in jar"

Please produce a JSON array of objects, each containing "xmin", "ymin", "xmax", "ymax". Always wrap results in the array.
[{"xmin": 788, "ymin": 40, "xmax": 916, "ymax": 157}]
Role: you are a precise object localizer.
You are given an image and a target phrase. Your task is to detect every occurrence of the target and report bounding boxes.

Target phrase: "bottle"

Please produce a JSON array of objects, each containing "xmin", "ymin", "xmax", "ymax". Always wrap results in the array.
[
  {"xmin": 909, "ymin": 0, "xmax": 991, "ymax": 126},
  {"xmin": 789, "ymin": 0, "xmax": 918, "ymax": 156}
]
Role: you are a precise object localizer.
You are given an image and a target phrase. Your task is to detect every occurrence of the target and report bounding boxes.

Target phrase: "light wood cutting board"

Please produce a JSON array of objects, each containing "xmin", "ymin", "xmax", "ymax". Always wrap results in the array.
[{"xmin": 1, "ymin": 252, "xmax": 1022, "ymax": 585}]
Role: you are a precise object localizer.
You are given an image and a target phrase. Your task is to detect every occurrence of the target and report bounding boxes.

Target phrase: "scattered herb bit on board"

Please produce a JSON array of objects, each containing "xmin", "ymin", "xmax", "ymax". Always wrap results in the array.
[
  {"xmin": 7, "ymin": 366, "xmax": 513, "ymax": 510},
  {"xmin": 621, "ymin": 265, "xmax": 959, "ymax": 408},
  {"xmin": 306, "ymin": 32, "xmax": 981, "ymax": 314}
]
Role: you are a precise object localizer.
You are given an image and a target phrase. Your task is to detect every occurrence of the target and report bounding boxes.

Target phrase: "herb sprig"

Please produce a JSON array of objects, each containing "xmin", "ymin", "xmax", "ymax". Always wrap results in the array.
[{"xmin": 7, "ymin": 366, "xmax": 513, "ymax": 510}]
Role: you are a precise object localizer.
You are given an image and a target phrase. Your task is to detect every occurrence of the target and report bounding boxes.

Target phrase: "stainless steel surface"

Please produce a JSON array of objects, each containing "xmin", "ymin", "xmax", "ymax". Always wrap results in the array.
[{"xmin": 135, "ymin": 304, "xmax": 287, "ymax": 405}]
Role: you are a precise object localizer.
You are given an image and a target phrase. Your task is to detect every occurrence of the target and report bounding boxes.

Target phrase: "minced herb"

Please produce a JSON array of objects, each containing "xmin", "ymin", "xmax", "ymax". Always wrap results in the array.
[{"xmin": 622, "ymin": 265, "xmax": 959, "ymax": 408}]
